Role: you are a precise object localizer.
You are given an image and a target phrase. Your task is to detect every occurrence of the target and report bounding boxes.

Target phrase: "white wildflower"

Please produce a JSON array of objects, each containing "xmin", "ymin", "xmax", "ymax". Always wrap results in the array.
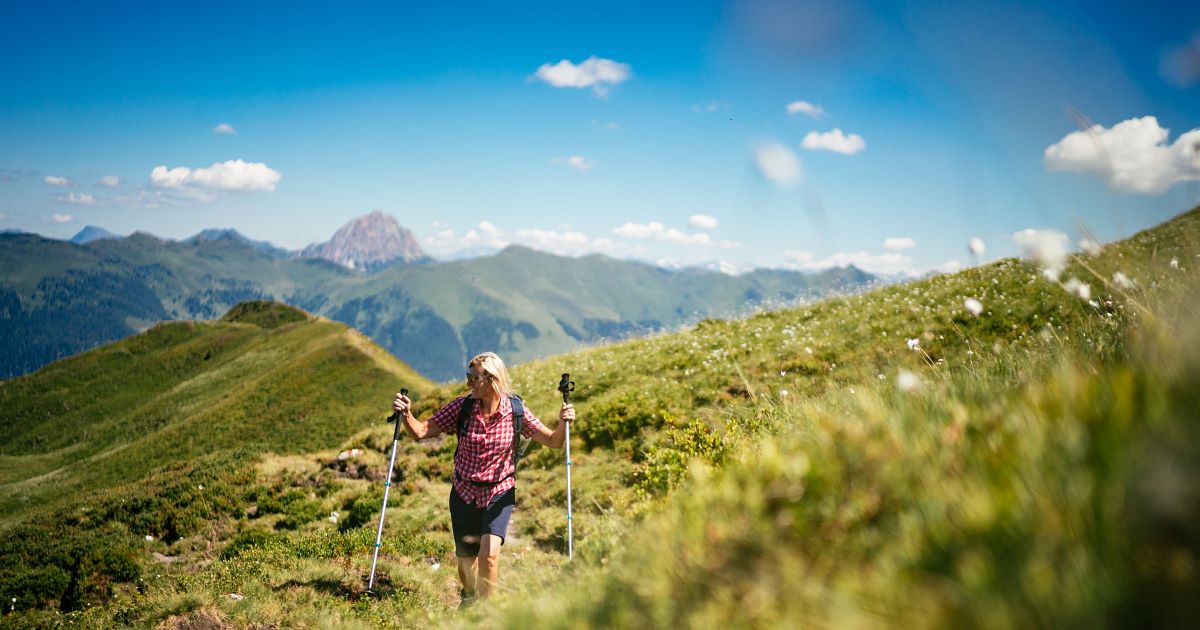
[
  {"xmin": 1112, "ymin": 271, "xmax": 1134, "ymax": 289},
  {"xmin": 804, "ymin": 347, "xmax": 812, "ymax": 354},
  {"xmin": 1170, "ymin": 257, "xmax": 1179, "ymax": 270},
  {"xmin": 968, "ymin": 237, "xmax": 985, "ymax": 257},
  {"xmin": 145, "ymin": 535, "xmax": 154, "ymax": 542},
  {"xmin": 229, "ymin": 593, "xmax": 244, "ymax": 601},
  {"xmin": 964, "ymin": 298, "xmax": 983, "ymax": 316},
  {"xmin": 878, "ymin": 373, "xmax": 886, "ymax": 380},
  {"xmin": 1063, "ymin": 277, "xmax": 1091, "ymax": 300},
  {"xmin": 779, "ymin": 389, "xmax": 789, "ymax": 398},
  {"xmin": 906, "ymin": 338, "xmax": 920, "ymax": 351},
  {"xmin": 328, "ymin": 511, "xmax": 339, "ymax": 524},
  {"xmin": 897, "ymin": 370, "xmax": 920, "ymax": 391},
  {"xmin": 1079, "ymin": 238, "xmax": 1101, "ymax": 256},
  {"xmin": 430, "ymin": 563, "xmax": 441, "ymax": 571},
  {"xmin": 1014, "ymin": 228, "xmax": 1069, "ymax": 279},
  {"xmin": 197, "ymin": 484, "xmax": 204, "ymax": 491}
]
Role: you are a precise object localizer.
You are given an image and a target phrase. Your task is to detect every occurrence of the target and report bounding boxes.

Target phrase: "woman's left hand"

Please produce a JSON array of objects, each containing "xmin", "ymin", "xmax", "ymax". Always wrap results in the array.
[{"xmin": 560, "ymin": 403, "xmax": 576, "ymax": 424}]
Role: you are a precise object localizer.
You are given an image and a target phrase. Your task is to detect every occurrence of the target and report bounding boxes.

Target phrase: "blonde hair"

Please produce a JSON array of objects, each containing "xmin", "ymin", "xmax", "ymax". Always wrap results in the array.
[{"xmin": 468, "ymin": 352, "xmax": 513, "ymax": 398}]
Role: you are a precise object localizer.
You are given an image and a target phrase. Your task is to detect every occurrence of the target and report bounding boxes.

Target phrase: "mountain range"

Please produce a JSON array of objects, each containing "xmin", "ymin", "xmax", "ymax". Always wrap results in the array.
[{"xmin": 0, "ymin": 212, "xmax": 873, "ymax": 381}]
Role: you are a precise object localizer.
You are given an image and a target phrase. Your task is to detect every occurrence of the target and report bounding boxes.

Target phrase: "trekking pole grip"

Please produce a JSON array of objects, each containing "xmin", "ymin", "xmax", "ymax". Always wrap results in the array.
[
  {"xmin": 557, "ymin": 373, "xmax": 573, "ymax": 404},
  {"xmin": 389, "ymin": 388, "xmax": 409, "ymax": 440}
]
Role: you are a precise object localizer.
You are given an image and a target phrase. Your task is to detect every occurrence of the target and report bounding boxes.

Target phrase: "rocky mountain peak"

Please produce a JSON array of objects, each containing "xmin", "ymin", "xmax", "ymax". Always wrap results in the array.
[{"xmin": 300, "ymin": 211, "xmax": 429, "ymax": 271}]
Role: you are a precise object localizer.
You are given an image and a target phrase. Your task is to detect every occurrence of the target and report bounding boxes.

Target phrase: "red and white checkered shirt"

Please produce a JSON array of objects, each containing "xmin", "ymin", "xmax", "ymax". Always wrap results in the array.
[{"xmin": 429, "ymin": 395, "xmax": 548, "ymax": 508}]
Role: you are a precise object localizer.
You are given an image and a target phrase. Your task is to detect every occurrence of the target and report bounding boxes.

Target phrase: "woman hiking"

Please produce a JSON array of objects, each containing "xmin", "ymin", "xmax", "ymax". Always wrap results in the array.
[{"xmin": 390, "ymin": 352, "xmax": 575, "ymax": 604}]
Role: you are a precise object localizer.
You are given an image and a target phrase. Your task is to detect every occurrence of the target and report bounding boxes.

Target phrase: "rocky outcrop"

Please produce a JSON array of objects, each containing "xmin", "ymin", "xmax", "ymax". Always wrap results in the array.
[{"xmin": 299, "ymin": 211, "xmax": 429, "ymax": 271}]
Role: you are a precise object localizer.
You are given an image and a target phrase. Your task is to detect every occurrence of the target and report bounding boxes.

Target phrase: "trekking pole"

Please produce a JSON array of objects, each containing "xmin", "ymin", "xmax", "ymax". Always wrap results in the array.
[
  {"xmin": 557, "ymin": 374, "xmax": 575, "ymax": 560},
  {"xmin": 368, "ymin": 387, "xmax": 407, "ymax": 595}
]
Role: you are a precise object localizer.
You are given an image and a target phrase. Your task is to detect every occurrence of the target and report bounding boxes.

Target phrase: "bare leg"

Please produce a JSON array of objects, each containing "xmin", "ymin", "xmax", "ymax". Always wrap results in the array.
[
  {"xmin": 457, "ymin": 536, "xmax": 480, "ymax": 596},
  {"xmin": 477, "ymin": 533, "xmax": 503, "ymax": 598}
]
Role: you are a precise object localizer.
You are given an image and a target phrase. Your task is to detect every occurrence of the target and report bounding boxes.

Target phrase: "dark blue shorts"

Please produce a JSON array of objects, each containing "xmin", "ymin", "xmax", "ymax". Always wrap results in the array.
[{"xmin": 449, "ymin": 486, "xmax": 516, "ymax": 558}]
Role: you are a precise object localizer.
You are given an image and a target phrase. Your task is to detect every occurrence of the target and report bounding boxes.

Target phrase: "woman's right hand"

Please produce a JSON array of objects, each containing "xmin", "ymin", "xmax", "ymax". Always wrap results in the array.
[{"xmin": 392, "ymin": 392, "xmax": 410, "ymax": 416}]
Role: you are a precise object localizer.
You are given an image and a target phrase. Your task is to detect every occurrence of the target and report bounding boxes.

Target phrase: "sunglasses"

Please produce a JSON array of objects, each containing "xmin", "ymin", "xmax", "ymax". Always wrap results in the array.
[{"xmin": 465, "ymin": 372, "xmax": 492, "ymax": 383}]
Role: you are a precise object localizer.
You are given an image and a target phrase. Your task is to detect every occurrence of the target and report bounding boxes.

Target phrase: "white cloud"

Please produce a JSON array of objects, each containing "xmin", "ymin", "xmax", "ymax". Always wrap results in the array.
[
  {"xmin": 44, "ymin": 175, "xmax": 68, "ymax": 187},
  {"xmin": 612, "ymin": 221, "xmax": 712, "ymax": 246},
  {"xmin": 783, "ymin": 249, "xmax": 918, "ymax": 276},
  {"xmin": 786, "ymin": 100, "xmax": 824, "ymax": 118},
  {"xmin": 421, "ymin": 220, "xmax": 510, "ymax": 256},
  {"xmin": 1044, "ymin": 116, "xmax": 1200, "ymax": 195},
  {"xmin": 213, "ymin": 123, "xmax": 237, "ymax": 135},
  {"xmin": 61, "ymin": 192, "xmax": 95, "ymax": 205},
  {"xmin": 883, "ymin": 237, "xmax": 915, "ymax": 251},
  {"xmin": 753, "ymin": 141, "xmax": 802, "ymax": 187},
  {"xmin": 590, "ymin": 237, "xmax": 616, "ymax": 251},
  {"xmin": 689, "ymin": 214, "xmax": 718, "ymax": 230},
  {"xmin": 150, "ymin": 159, "xmax": 282, "ymax": 192},
  {"xmin": 939, "ymin": 260, "xmax": 963, "ymax": 273},
  {"xmin": 514, "ymin": 228, "xmax": 589, "ymax": 254},
  {"xmin": 801, "ymin": 128, "xmax": 866, "ymax": 155},
  {"xmin": 613, "ymin": 222, "xmax": 663, "ymax": 239},
  {"xmin": 98, "ymin": 175, "xmax": 120, "ymax": 187},
  {"xmin": 551, "ymin": 155, "xmax": 595, "ymax": 172},
  {"xmin": 50, "ymin": 213, "xmax": 73, "ymax": 224},
  {"xmin": 533, "ymin": 56, "xmax": 631, "ymax": 96}
]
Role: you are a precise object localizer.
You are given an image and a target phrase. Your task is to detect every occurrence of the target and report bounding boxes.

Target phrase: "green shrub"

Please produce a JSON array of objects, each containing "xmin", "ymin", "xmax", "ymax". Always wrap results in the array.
[
  {"xmin": 220, "ymin": 527, "xmax": 277, "ymax": 560},
  {"xmin": 631, "ymin": 414, "xmax": 729, "ymax": 497},
  {"xmin": 338, "ymin": 488, "xmax": 384, "ymax": 532},
  {"xmin": 576, "ymin": 389, "xmax": 665, "ymax": 451}
]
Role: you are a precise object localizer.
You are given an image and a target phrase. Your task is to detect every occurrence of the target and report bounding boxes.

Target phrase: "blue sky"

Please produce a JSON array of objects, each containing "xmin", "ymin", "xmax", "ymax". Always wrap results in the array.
[{"xmin": 1, "ymin": 0, "xmax": 1198, "ymax": 275}]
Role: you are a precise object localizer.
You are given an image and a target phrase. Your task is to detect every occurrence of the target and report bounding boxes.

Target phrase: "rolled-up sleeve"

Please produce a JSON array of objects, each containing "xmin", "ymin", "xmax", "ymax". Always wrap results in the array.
[
  {"xmin": 520, "ymin": 405, "xmax": 549, "ymax": 438},
  {"xmin": 429, "ymin": 397, "xmax": 468, "ymax": 435}
]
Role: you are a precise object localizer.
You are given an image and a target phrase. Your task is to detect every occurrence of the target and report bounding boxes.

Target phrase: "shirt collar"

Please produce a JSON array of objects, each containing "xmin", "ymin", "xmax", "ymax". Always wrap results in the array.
[{"xmin": 471, "ymin": 395, "xmax": 510, "ymax": 418}]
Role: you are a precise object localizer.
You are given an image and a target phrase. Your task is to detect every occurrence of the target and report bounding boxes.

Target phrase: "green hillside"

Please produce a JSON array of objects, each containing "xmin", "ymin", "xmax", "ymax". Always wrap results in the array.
[
  {"xmin": 0, "ymin": 301, "xmax": 430, "ymax": 527},
  {"xmin": 0, "ymin": 231, "xmax": 869, "ymax": 381},
  {"xmin": 2, "ymin": 207, "xmax": 1197, "ymax": 628}
]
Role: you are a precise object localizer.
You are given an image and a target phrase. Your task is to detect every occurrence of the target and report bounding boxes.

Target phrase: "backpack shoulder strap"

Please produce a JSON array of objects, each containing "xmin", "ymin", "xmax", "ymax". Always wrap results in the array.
[
  {"xmin": 454, "ymin": 396, "xmax": 474, "ymax": 458},
  {"xmin": 510, "ymin": 395, "xmax": 525, "ymax": 467},
  {"xmin": 457, "ymin": 396, "xmax": 475, "ymax": 436}
]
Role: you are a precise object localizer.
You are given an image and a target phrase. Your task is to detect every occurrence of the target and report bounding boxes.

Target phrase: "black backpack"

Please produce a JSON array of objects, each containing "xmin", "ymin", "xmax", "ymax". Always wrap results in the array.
[{"xmin": 454, "ymin": 395, "xmax": 532, "ymax": 472}]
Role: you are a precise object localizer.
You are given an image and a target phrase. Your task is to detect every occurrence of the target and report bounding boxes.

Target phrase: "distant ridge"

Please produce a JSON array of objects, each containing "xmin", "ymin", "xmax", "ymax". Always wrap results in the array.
[
  {"xmin": 299, "ymin": 210, "xmax": 430, "ymax": 271},
  {"xmin": 185, "ymin": 228, "xmax": 291, "ymax": 259},
  {"xmin": 70, "ymin": 225, "xmax": 120, "ymax": 244},
  {"xmin": 1, "ymin": 215, "xmax": 876, "ymax": 381}
]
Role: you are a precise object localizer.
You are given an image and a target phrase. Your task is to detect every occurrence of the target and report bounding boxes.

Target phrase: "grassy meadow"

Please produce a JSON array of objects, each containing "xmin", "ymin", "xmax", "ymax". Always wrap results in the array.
[{"xmin": 2, "ymin": 207, "xmax": 1198, "ymax": 628}]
